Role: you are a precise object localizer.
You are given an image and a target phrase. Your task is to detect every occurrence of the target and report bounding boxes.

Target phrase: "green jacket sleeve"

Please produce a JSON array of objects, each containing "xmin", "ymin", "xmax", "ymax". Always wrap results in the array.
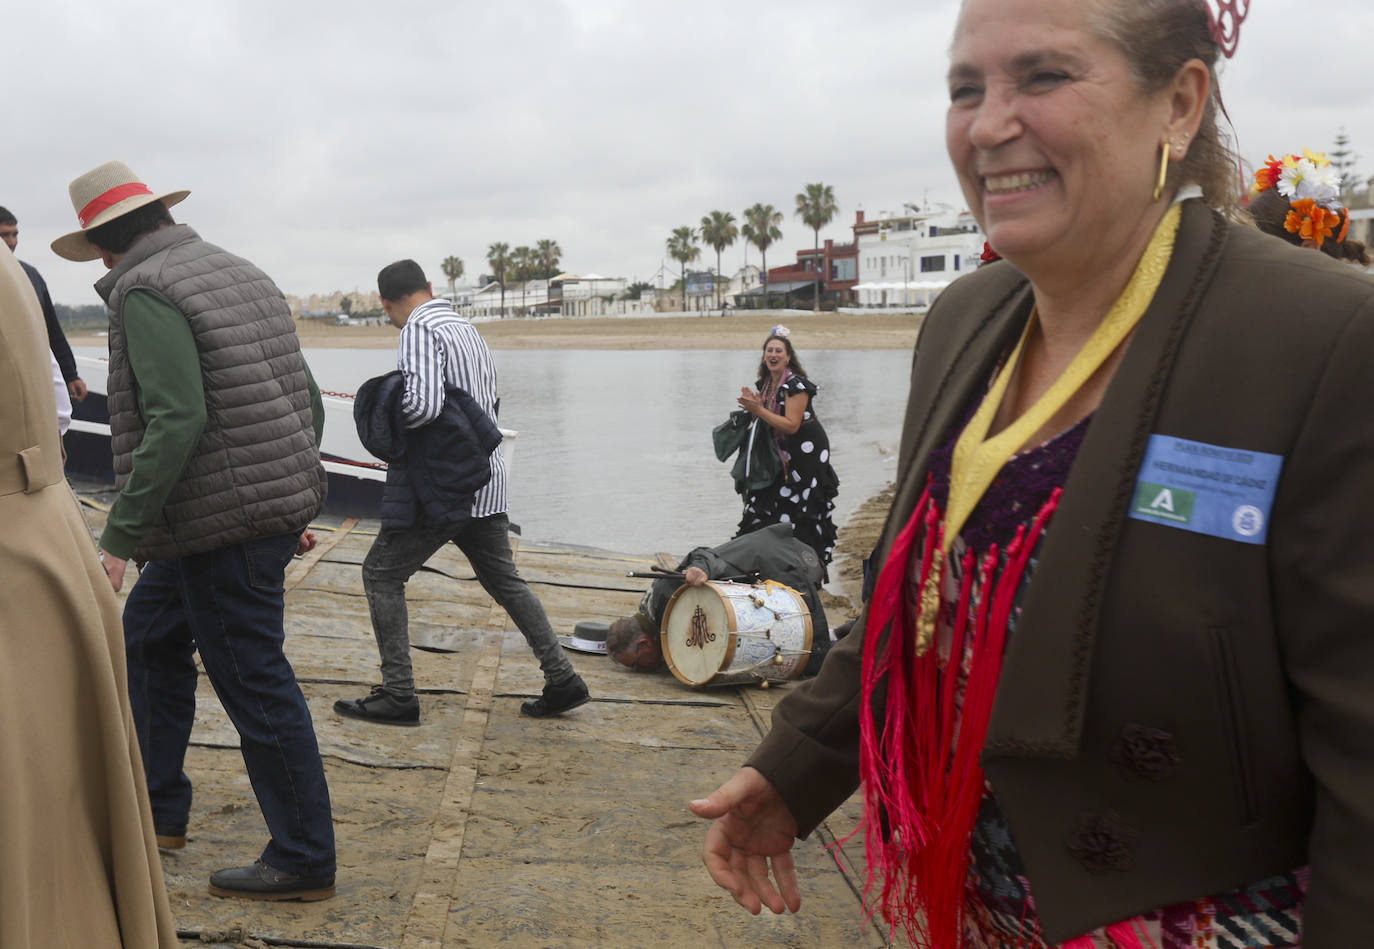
[
  {"xmin": 303, "ymin": 359, "xmax": 324, "ymax": 448},
  {"xmin": 99, "ymin": 291, "xmax": 207, "ymax": 559}
]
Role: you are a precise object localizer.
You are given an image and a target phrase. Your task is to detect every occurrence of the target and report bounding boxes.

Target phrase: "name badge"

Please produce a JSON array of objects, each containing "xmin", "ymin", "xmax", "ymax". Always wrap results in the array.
[{"xmin": 1129, "ymin": 435, "xmax": 1283, "ymax": 545}]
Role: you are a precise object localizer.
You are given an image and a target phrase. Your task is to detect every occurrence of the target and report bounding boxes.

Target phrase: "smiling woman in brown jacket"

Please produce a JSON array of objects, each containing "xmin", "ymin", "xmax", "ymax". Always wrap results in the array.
[{"xmin": 690, "ymin": 1, "xmax": 1374, "ymax": 947}]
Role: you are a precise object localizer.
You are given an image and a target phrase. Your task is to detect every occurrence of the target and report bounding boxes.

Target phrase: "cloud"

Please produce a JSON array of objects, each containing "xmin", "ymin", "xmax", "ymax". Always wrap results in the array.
[{"xmin": 6, "ymin": 0, "xmax": 1372, "ymax": 305}]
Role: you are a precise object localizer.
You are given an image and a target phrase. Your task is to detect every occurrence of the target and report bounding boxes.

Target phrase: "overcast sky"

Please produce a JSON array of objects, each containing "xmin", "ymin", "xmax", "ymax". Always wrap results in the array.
[{"xmin": 6, "ymin": 0, "xmax": 1373, "ymax": 305}]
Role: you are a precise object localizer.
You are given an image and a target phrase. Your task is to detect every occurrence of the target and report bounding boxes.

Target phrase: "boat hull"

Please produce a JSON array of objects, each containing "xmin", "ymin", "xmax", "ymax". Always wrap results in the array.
[
  {"xmin": 64, "ymin": 354, "xmax": 512, "ymax": 522},
  {"xmin": 66, "ymin": 357, "xmax": 386, "ymax": 518}
]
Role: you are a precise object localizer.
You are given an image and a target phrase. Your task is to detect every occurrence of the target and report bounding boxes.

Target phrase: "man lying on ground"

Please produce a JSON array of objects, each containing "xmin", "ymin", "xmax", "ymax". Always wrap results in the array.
[{"xmin": 607, "ymin": 522, "xmax": 840, "ymax": 677}]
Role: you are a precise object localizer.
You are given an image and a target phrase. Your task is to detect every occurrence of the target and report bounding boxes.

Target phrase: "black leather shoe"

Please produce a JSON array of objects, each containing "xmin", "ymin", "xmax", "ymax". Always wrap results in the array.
[
  {"xmin": 520, "ymin": 675, "xmax": 590, "ymax": 717},
  {"xmin": 154, "ymin": 823, "xmax": 186, "ymax": 850},
  {"xmin": 208, "ymin": 860, "xmax": 335, "ymax": 901},
  {"xmin": 333, "ymin": 685, "xmax": 420, "ymax": 726}
]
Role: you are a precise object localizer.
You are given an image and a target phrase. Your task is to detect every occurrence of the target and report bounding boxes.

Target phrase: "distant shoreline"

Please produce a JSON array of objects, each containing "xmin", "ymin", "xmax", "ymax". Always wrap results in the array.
[{"xmin": 69, "ymin": 310, "xmax": 924, "ymax": 352}]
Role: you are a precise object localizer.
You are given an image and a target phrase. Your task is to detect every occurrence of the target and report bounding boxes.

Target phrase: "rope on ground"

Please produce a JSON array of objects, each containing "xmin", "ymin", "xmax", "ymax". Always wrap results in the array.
[
  {"xmin": 78, "ymin": 494, "xmax": 112, "ymax": 513},
  {"xmin": 739, "ymin": 688, "xmax": 889, "ymax": 944}
]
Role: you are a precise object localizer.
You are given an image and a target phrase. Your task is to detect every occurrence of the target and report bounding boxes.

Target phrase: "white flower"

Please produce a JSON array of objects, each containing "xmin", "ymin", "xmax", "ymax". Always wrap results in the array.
[
  {"xmin": 1297, "ymin": 162, "xmax": 1343, "ymax": 208},
  {"xmin": 770, "ymin": 324, "xmax": 791, "ymax": 339},
  {"xmin": 1276, "ymin": 158, "xmax": 1316, "ymax": 198}
]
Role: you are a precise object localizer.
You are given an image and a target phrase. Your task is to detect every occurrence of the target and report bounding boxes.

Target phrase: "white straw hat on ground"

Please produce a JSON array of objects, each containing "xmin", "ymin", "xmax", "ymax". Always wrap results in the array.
[{"xmin": 51, "ymin": 160, "xmax": 189, "ymax": 262}]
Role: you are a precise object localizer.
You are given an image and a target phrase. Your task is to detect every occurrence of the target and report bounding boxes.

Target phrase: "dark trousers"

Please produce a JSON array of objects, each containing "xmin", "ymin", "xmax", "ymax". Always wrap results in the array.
[
  {"xmin": 362, "ymin": 513, "xmax": 575, "ymax": 697},
  {"xmin": 122, "ymin": 533, "xmax": 335, "ymax": 876}
]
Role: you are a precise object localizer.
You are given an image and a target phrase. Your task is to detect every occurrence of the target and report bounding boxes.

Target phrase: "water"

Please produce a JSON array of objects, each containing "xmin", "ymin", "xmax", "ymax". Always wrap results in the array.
[{"xmin": 77, "ymin": 346, "xmax": 912, "ymax": 556}]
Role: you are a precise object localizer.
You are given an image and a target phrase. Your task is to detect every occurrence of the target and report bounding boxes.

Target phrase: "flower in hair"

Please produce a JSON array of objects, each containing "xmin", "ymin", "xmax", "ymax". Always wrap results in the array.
[
  {"xmin": 1253, "ymin": 154, "xmax": 1289, "ymax": 193},
  {"xmin": 1253, "ymin": 149, "xmax": 1345, "ymax": 219},
  {"xmin": 1278, "ymin": 158, "xmax": 1341, "ymax": 208},
  {"xmin": 770, "ymin": 324, "xmax": 791, "ymax": 339},
  {"xmin": 1284, "ymin": 198, "xmax": 1340, "ymax": 248}
]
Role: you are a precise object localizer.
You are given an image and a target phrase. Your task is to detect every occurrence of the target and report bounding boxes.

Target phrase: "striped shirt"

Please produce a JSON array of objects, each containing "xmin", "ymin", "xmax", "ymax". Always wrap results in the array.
[{"xmin": 397, "ymin": 298, "xmax": 507, "ymax": 517}]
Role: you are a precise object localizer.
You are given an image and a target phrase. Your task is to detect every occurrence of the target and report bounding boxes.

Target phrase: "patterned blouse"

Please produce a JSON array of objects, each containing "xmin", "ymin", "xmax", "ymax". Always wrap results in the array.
[{"xmin": 916, "ymin": 411, "xmax": 1306, "ymax": 949}]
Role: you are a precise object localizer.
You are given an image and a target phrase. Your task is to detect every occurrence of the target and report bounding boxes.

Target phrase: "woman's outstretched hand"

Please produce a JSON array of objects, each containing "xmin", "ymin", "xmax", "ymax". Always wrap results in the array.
[{"xmin": 689, "ymin": 766, "xmax": 802, "ymax": 915}]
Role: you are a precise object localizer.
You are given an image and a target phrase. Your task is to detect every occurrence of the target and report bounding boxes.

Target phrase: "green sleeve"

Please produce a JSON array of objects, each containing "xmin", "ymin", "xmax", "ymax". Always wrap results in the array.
[
  {"xmin": 99, "ymin": 291, "xmax": 208, "ymax": 559},
  {"xmin": 303, "ymin": 358, "xmax": 325, "ymax": 448}
]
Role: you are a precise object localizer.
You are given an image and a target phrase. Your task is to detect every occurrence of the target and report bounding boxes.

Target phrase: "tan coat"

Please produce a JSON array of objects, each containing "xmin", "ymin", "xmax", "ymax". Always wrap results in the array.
[
  {"xmin": 0, "ymin": 249, "xmax": 178, "ymax": 947},
  {"xmin": 749, "ymin": 201, "xmax": 1374, "ymax": 945}
]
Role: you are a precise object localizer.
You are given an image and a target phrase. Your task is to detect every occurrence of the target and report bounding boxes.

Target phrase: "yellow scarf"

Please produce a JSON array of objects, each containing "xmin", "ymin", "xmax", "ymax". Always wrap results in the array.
[{"xmin": 916, "ymin": 204, "xmax": 1182, "ymax": 654}]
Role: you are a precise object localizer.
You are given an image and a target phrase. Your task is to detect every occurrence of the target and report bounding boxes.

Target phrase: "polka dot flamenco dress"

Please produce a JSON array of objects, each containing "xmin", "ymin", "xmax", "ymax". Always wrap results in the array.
[{"xmin": 736, "ymin": 372, "xmax": 839, "ymax": 564}]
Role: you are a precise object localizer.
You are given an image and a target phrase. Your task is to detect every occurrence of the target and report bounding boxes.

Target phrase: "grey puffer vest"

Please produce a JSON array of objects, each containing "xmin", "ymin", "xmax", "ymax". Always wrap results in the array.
[{"xmin": 95, "ymin": 225, "xmax": 326, "ymax": 560}]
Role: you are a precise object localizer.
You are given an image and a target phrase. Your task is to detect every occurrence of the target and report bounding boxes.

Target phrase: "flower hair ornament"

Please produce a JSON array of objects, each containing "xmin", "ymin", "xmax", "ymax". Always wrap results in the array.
[
  {"xmin": 1252, "ymin": 149, "xmax": 1350, "ymax": 248},
  {"xmin": 1204, "ymin": 0, "xmax": 1249, "ymax": 58},
  {"xmin": 769, "ymin": 324, "xmax": 791, "ymax": 339}
]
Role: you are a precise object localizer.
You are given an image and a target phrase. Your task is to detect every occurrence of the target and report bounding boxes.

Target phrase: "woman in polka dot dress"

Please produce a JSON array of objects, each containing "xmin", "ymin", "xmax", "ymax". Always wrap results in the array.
[{"xmin": 734, "ymin": 326, "xmax": 840, "ymax": 568}]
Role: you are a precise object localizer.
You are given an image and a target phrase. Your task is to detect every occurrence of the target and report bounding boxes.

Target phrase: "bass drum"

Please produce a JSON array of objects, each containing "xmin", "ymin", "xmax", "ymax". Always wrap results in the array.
[{"xmin": 660, "ymin": 580, "xmax": 813, "ymax": 687}]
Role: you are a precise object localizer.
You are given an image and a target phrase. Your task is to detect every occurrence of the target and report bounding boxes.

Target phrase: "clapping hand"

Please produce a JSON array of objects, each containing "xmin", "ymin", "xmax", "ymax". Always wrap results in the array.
[
  {"xmin": 737, "ymin": 386, "xmax": 762, "ymax": 413},
  {"xmin": 689, "ymin": 767, "xmax": 802, "ymax": 915}
]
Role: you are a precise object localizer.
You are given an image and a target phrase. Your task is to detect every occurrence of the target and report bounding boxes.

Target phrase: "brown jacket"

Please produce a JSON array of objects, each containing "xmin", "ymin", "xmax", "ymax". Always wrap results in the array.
[
  {"xmin": 748, "ymin": 200, "xmax": 1374, "ymax": 945},
  {"xmin": 0, "ymin": 250, "xmax": 178, "ymax": 946}
]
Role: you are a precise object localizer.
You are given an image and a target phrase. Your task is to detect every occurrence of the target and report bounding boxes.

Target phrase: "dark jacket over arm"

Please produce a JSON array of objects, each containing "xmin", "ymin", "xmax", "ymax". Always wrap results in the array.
[{"xmin": 355, "ymin": 370, "xmax": 502, "ymax": 531}]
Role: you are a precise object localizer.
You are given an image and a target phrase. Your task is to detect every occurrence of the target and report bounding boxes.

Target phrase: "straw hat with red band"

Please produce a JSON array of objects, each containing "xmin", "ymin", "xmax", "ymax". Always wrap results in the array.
[{"xmin": 51, "ymin": 160, "xmax": 189, "ymax": 262}]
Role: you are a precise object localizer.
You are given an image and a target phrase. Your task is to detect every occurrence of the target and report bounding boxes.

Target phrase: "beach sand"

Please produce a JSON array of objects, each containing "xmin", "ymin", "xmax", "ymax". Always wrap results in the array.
[{"xmin": 71, "ymin": 309, "xmax": 924, "ymax": 352}]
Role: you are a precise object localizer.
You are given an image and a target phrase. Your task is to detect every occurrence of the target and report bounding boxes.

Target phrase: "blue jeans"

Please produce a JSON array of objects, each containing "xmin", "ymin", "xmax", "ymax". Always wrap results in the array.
[
  {"xmin": 362, "ymin": 513, "xmax": 575, "ymax": 697},
  {"xmin": 123, "ymin": 533, "xmax": 335, "ymax": 876}
]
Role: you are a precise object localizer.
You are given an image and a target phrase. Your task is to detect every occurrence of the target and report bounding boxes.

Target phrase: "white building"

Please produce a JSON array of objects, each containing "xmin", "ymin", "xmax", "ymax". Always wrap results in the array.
[
  {"xmin": 557, "ymin": 273, "xmax": 626, "ymax": 317},
  {"xmin": 470, "ymin": 279, "xmax": 550, "ymax": 319},
  {"xmin": 437, "ymin": 283, "xmax": 479, "ymax": 312},
  {"xmin": 853, "ymin": 203, "xmax": 985, "ymax": 308},
  {"xmin": 725, "ymin": 264, "xmax": 760, "ymax": 301}
]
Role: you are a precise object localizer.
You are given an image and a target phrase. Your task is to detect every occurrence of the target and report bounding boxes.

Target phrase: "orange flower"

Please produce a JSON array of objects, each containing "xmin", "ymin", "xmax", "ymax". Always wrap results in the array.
[
  {"xmin": 1284, "ymin": 198, "xmax": 1338, "ymax": 248},
  {"xmin": 1254, "ymin": 154, "xmax": 1292, "ymax": 193}
]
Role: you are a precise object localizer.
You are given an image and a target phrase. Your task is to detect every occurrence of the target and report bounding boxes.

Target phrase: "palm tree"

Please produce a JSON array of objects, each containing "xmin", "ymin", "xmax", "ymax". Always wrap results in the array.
[
  {"xmin": 536, "ymin": 238, "xmax": 562, "ymax": 305},
  {"xmin": 487, "ymin": 242, "xmax": 510, "ymax": 317},
  {"xmin": 742, "ymin": 203, "xmax": 783, "ymax": 308},
  {"xmin": 512, "ymin": 246, "xmax": 535, "ymax": 315},
  {"xmin": 440, "ymin": 255, "xmax": 464, "ymax": 302},
  {"xmin": 795, "ymin": 182, "xmax": 838, "ymax": 313},
  {"xmin": 699, "ymin": 210, "xmax": 738, "ymax": 309},
  {"xmin": 665, "ymin": 226, "xmax": 700, "ymax": 312}
]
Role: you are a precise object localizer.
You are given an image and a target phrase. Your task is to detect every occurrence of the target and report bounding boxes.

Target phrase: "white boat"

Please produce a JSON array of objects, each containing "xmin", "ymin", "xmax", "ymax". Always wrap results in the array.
[{"xmin": 64, "ymin": 354, "xmax": 515, "ymax": 520}]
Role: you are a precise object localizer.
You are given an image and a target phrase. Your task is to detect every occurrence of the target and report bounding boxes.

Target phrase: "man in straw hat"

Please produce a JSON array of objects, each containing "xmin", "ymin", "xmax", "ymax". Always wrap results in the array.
[{"xmin": 53, "ymin": 160, "xmax": 336, "ymax": 901}]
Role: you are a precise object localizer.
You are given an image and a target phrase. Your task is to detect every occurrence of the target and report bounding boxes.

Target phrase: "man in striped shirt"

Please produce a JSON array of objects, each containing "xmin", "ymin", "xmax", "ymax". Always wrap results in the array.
[{"xmin": 334, "ymin": 260, "xmax": 589, "ymax": 725}]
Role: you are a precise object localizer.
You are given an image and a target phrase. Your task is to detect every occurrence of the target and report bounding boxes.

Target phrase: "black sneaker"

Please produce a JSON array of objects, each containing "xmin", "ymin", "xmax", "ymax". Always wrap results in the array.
[
  {"xmin": 208, "ymin": 860, "xmax": 335, "ymax": 902},
  {"xmin": 520, "ymin": 675, "xmax": 590, "ymax": 718},
  {"xmin": 333, "ymin": 686, "xmax": 420, "ymax": 726}
]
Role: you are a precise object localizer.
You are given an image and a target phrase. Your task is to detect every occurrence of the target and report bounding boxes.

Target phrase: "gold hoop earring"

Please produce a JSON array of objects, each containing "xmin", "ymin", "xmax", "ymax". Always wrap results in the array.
[{"xmin": 1152, "ymin": 139, "xmax": 1171, "ymax": 203}]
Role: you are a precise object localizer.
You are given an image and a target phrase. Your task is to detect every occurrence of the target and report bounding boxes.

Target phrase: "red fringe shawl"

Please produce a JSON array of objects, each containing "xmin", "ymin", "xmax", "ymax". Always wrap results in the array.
[{"xmin": 858, "ymin": 485, "xmax": 1087, "ymax": 948}]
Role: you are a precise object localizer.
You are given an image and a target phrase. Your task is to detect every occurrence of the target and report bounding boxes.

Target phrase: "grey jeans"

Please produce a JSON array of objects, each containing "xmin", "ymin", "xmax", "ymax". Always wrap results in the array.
[{"xmin": 361, "ymin": 513, "xmax": 575, "ymax": 697}]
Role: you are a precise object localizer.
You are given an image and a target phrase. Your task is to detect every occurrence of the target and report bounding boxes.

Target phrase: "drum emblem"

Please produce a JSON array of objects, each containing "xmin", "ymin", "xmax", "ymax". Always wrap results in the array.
[{"xmin": 685, "ymin": 605, "xmax": 716, "ymax": 650}]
